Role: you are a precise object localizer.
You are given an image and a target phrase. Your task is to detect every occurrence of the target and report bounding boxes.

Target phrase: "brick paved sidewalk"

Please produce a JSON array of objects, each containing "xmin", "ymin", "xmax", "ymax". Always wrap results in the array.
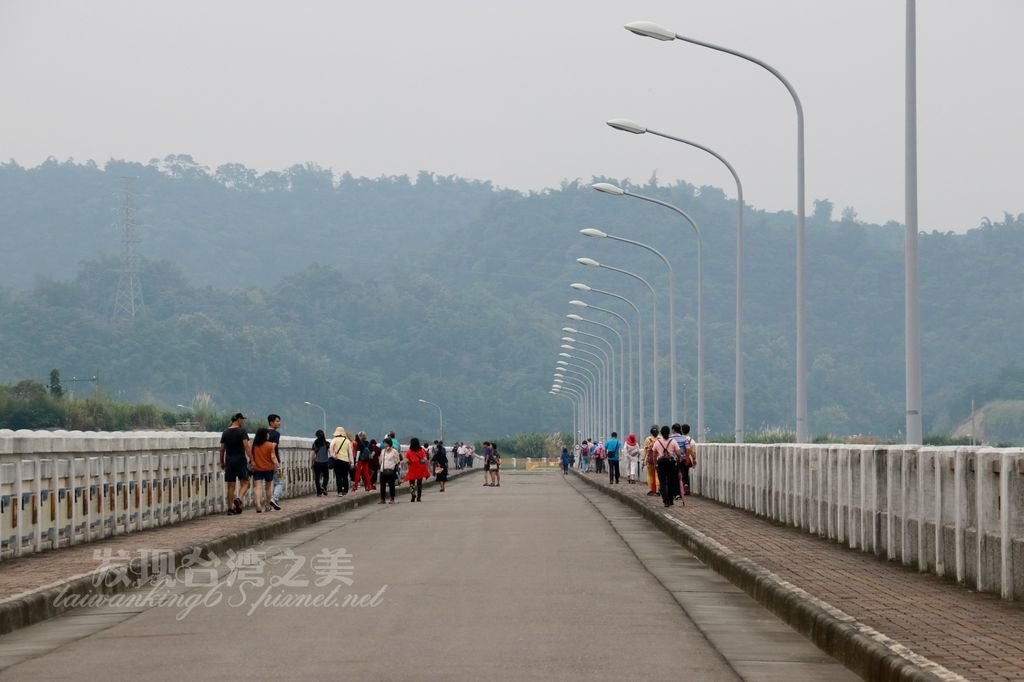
[
  {"xmin": 0, "ymin": 490, "xmax": 382, "ymax": 601},
  {"xmin": 575, "ymin": 471, "xmax": 1024, "ymax": 681}
]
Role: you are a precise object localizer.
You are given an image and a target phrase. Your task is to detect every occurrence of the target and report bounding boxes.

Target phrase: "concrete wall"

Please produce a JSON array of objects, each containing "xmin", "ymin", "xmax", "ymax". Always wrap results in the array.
[
  {"xmin": 692, "ymin": 444, "xmax": 1024, "ymax": 601},
  {"xmin": 0, "ymin": 429, "xmax": 315, "ymax": 561}
]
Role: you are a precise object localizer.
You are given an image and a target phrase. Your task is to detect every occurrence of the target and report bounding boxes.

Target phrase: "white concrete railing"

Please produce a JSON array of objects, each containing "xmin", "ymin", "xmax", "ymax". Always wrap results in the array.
[
  {"xmin": 0, "ymin": 429, "xmax": 316, "ymax": 561},
  {"xmin": 692, "ymin": 444, "xmax": 1024, "ymax": 602}
]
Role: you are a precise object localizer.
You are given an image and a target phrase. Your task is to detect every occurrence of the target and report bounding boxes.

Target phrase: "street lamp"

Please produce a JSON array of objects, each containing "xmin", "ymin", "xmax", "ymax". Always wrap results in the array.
[
  {"xmin": 559, "ymin": 351, "xmax": 605, "ymax": 434},
  {"xmin": 417, "ymin": 399, "xmax": 443, "ymax": 442},
  {"xmin": 563, "ymin": 329, "xmax": 617, "ymax": 432},
  {"xmin": 577, "ymin": 257, "xmax": 660, "ymax": 425},
  {"xmin": 560, "ymin": 343, "xmax": 609, "ymax": 431},
  {"xmin": 592, "ymin": 183, "xmax": 704, "ymax": 439},
  {"xmin": 569, "ymin": 284, "xmax": 640, "ymax": 439},
  {"xmin": 556, "ymin": 364, "xmax": 596, "ymax": 436},
  {"xmin": 581, "ymin": 227, "xmax": 678, "ymax": 424},
  {"xmin": 605, "ymin": 118, "xmax": 746, "ymax": 443},
  {"xmin": 566, "ymin": 303, "xmax": 627, "ymax": 438},
  {"xmin": 625, "ymin": 19, "xmax": 808, "ymax": 442},
  {"xmin": 303, "ymin": 400, "xmax": 327, "ymax": 434}
]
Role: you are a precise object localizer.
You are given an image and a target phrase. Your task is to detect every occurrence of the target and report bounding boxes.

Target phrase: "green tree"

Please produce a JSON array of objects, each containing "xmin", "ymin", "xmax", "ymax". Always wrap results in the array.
[{"xmin": 49, "ymin": 368, "xmax": 63, "ymax": 398}]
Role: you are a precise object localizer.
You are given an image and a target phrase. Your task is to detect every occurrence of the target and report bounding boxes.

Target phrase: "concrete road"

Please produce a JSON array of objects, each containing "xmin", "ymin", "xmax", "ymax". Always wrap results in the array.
[{"xmin": 0, "ymin": 472, "xmax": 855, "ymax": 681}]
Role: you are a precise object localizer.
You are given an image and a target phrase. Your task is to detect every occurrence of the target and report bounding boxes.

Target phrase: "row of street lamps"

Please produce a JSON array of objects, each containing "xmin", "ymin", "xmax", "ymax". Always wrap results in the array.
[{"xmin": 554, "ymin": 9, "xmax": 923, "ymax": 446}]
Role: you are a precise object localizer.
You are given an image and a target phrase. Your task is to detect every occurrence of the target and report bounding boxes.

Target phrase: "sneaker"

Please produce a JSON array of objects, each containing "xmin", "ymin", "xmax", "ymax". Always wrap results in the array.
[
  {"xmin": 256, "ymin": 507, "xmax": 262, "ymax": 513},
  {"xmin": 337, "ymin": 492, "xmax": 344, "ymax": 497},
  {"xmin": 233, "ymin": 498, "xmax": 242, "ymax": 514},
  {"xmin": 377, "ymin": 500, "xmax": 386, "ymax": 504},
  {"xmin": 269, "ymin": 500, "xmax": 281, "ymax": 511},
  {"xmin": 226, "ymin": 509, "xmax": 238, "ymax": 516}
]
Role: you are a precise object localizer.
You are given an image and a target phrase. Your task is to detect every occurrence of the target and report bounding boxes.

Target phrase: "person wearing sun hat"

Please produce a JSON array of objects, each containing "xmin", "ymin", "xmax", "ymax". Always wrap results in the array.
[{"xmin": 329, "ymin": 426, "xmax": 354, "ymax": 496}]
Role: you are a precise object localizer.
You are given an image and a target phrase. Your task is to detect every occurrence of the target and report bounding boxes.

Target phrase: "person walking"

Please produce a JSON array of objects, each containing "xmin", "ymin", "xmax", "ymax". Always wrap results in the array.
[
  {"xmin": 560, "ymin": 446, "xmax": 571, "ymax": 474},
  {"xmin": 622, "ymin": 433, "xmax": 641, "ymax": 484},
  {"xmin": 219, "ymin": 412, "xmax": 252, "ymax": 515},
  {"xmin": 490, "ymin": 443, "xmax": 501, "ymax": 487},
  {"xmin": 432, "ymin": 440, "xmax": 449, "ymax": 492},
  {"xmin": 679, "ymin": 423, "xmax": 697, "ymax": 496},
  {"xmin": 404, "ymin": 437, "xmax": 431, "ymax": 502},
  {"xmin": 267, "ymin": 414, "xmax": 284, "ymax": 510},
  {"xmin": 642, "ymin": 426, "xmax": 659, "ymax": 497},
  {"xmin": 310, "ymin": 429, "xmax": 331, "ymax": 496},
  {"xmin": 482, "ymin": 442, "xmax": 493, "ymax": 486},
  {"xmin": 329, "ymin": 426, "xmax": 353, "ymax": 496},
  {"xmin": 378, "ymin": 437, "xmax": 401, "ymax": 504},
  {"xmin": 653, "ymin": 425, "xmax": 681, "ymax": 508},
  {"xmin": 669, "ymin": 424, "xmax": 690, "ymax": 503},
  {"xmin": 368, "ymin": 438, "xmax": 381, "ymax": 491},
  {"xmin": 250, "ymin": 427, "xmax": 279, "ymax": 512},
  {"xmin": 353, "ymin": 432, "xmax": 374, "ymax": 492},
  {"xmin": 605, "ymin": 431, "xmax": 621, "ymax": 484}
]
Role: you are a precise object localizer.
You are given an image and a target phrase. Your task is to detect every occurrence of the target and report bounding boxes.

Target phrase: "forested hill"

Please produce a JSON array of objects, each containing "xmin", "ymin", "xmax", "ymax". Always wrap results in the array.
[{"xmin": 2, "ymin": 157, "xmax": 1024, "ymax": 442}]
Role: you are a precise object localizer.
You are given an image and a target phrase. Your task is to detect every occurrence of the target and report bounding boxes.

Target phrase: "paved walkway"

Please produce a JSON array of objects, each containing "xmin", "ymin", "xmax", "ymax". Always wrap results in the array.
[
  {"xmin": 0, "ymin": 471, "xmax": 854, "ymax": 681},
  {"xmin": 572, "ymin": 468, "xmax": 1024, "ymax": 681}
]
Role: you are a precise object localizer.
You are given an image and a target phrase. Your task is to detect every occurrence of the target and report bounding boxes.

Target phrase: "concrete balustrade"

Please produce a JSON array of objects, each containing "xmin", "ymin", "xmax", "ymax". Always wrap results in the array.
[
  {"xmin": 0, "ymin": 429, "xmax": 315, "ymax": 560},
  {"xmin": 691, "ymin": 444, "xmax": 1024, "ymax": 601}
]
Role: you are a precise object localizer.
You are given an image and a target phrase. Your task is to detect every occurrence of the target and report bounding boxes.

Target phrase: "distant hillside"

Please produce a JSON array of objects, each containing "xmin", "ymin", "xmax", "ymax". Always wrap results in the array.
[{"xmin": 3, "ymin": 158, "xmax": 1024, "ymax": 440}]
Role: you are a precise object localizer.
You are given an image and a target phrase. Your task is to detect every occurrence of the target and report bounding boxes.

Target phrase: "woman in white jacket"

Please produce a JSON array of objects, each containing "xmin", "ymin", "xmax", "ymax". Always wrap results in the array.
[
  {"xmin": 378, "ymin": 437, "xmax": 402, "ymax": 504},
  {"xmin": 622, "ymin": 433, "xmax": 641, "ymax": 484}
]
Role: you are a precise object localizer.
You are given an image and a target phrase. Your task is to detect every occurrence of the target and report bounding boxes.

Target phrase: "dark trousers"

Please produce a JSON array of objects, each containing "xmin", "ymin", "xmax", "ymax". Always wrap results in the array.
[
  {"xmin": 371, "ymin": 467, "xmax": 379, "ymax": 487},
  {"xmin": 681, "ymin": 463, "xmax": 691, "ymax": 493},
  {"xmin": 379, "ymin": 470, "xmax": 397, "ymax": 501},
  {"xmin": 312, "ymin": 462, "xmax": 330, "ymax": 493},
  {"xmin": 608, "ymin": 459, "xmax": 620, "ymax": 484},
  {"xmin": 561, "ymin": 461, "xmax": 569, "ymax": 474},
  {"xmin": 409, "ymin": 477, "xmax": 422, "ymax": 500},
  {"xmin": 657, "ymin": 458, "xmax": 677, "ymax": 507},
  {"xmin": 332, "ymin": 460, "xmax": 350, "ymax": 494}
]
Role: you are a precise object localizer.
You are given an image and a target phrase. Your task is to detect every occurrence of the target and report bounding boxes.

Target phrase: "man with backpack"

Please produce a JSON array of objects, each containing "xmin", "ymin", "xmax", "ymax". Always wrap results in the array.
[
  {"xmin": 670, "ymin": 423, "xmax": 697, "ymax": 500},
  {"xmin": 604, "ymin": 431, "xmax": 621, "ymax": 484}
]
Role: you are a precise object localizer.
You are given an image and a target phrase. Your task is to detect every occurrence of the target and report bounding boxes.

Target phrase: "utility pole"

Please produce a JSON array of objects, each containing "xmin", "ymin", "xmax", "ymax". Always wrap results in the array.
[{"xmin": 113, "ymin": 176, "xmax": 144, "ymax": 323}]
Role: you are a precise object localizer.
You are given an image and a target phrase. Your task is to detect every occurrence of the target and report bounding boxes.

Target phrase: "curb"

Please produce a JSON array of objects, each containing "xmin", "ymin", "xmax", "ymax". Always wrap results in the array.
[
  {"xmin": 571, "ymin": 472, "xmax": 942, "ymax": 682},
  {"xmin": 0, "ymin": 468, "xmax": 469, "ymax": 637}
]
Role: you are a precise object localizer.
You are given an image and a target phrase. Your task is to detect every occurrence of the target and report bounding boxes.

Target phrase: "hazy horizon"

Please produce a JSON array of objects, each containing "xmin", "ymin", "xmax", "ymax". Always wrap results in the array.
[{"xmin": 2, "ymin": 0, "xmax": 1022, "ymax": 233}]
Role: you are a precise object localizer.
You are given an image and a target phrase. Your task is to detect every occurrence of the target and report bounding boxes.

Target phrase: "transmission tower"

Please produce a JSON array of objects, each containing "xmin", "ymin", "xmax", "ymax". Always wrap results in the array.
[{"xmin": 112, "ymin": 176, "xmax": 144, "ymax": 322}]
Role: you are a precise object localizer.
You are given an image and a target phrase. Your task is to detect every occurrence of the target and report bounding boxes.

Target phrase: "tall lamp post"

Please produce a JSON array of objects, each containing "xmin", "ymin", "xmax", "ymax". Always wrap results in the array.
[
  {"xmin": 567, "ymin": 304, "xmax": 628, "ymax": 437},
  {"xmin": 569, "ymin": 284, "xmax": 639, "ymax": 436},
  {"xmin": 557, "ymin": 362, "xmax": 596, "ymax": 436},
  {"xmin": 303, "ymin": 400, "xmax": 327, "ymax": 435},
  {"xmin": 559, "ymin": 351, "xmax": 605, "ymax": 434},
  {"xmin": 605, "ymin": 120, "xmax": 745, "ymax": 442},
  {"xmin": 417, "ymin": 399, "xmax": 443, "ymax": 442},
  {"xmin": 625, "ymin": 19, "xmax": 808, "ymax": 442},
  {"xmin": 577, "ymin": 257, "xmax": 659, "ymax": 425},
  {"xmin": 905, "ymin": 0, "xmax": 922, "ymax": 444},
  {"xmin": 592, "ymin": 183, "xmax": 704, "ymax": 439},
  {"xmin": 581, "ymin": 227, "xmax": 678, "ymax": 424},
  {"xmin": 561, "ymin": 344, "xmax": 609, "ymax": 432},
  {"xmin": 562, "ymin": 335, "xmax": 616, "ymax": 430}
]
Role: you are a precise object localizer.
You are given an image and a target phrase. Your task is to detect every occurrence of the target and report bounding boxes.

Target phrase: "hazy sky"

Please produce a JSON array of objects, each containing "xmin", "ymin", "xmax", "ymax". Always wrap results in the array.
[{"xmin": 1, "ymin": 0, "xmax": 1020, "ymax": 232}]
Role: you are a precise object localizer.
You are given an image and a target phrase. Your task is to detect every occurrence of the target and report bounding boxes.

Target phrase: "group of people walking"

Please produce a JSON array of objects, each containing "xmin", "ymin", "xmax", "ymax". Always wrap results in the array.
[
  {"xmin": 563, "ymin": 423, "xmax": 697, "ymax": 508},
  {"xmin": 323, "ymin": 428, "xmax": 451, "ymax": 503},
  {"xmin": 218, "ymin": 412, "xmax": 455, "ymax": 512}
]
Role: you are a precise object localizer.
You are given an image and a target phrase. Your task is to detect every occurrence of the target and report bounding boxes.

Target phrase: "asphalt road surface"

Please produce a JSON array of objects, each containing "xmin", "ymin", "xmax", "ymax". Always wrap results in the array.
[{"xmin": 0, "ymin": 471, "xmax": 855, "ymax": 681}]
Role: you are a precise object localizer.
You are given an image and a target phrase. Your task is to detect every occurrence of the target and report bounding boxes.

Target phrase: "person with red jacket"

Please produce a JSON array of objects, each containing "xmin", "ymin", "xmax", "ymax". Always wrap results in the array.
[{"xmin": 404, "ymin": 437, "xmax": 431, "ymax": 502}]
